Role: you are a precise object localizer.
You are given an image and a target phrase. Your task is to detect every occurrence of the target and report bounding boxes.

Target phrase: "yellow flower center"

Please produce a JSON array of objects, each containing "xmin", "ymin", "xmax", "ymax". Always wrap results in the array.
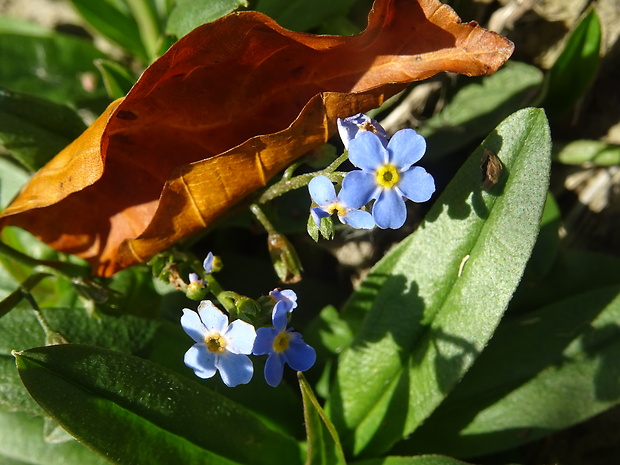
[
  {"xmin": 326, "ymin": 202, "xmax": 348, "ymax": 217},
  {"xmin": 205, "ymin": 333, "xmax": 226, "ymax": 353},
  {"xmin": 272, "ymin": 331, "xmax": 290, "ymax": 353},
  {"xmin": 376, "ymin": 165, "xmax": 400, "ymax": 188}
]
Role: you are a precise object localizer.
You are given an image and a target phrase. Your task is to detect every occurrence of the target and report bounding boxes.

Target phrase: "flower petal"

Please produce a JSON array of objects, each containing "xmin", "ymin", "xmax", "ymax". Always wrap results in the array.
[
  {"xmin": 271, "ymin": 289, "xmax": 297, "ymax": 311},
  {"xmin": 184, "ymin": 344, "xmax": 217, "ymax": 379},
  {"xmin": 348, "ymin": 131, "xmax": 388, "ymax": 170},
  {"xmin": 399, "ymin": 166, "xmax": 435, "ymax": 202},
  {"xmin": 340, "ymin": 209, "xmax": 375, "ymax": 229},
  {"xmin": 340, "ymin": 170, "xmax": 377, "ymax": 208},
  {"xmin": 264, "ymin": 352, "xmax": 286, "ymax": 387},
  {"xmin": 284, "ymin": 337, "xmax": 316, "ymax": 372},
  {"xmin": 202, "ymin": 252, "xmax": 215, "ymax": 274},
  {"xmin": 216, "ymin": 352, "xmax": 254, "ymax": 387},
  {"xmin": 311, "ymin": 207, "xmax": 330, "ymax": 226},
  {"xmin": 253, "ymin": 327, "xmax": 278, "ymax": 355},
  {"xmin": 197, "ymin": 300, "xmax": 228, "ymax": 333},
  {"xmin": 181, "ymin": 309, "xmax": 207, "ymax": 343},
  {"xmin": 373, "ymin": 189, "xmax": 407, "ymax": 229},
  {"xmin": 337, "ymin": 113, "xmax": 388, "ymax": 149},
  {"xmin": 387, "ymin": 128, "xmax": 426, "ymax": 169},
  {"xmin": 272, "ymin": 302, "xmax": 289, "ymax": 332},
  {"xmin": 308, "ymin": 175, "xmax": 337, "ymax": 206},
  {"xmin": 224, "ymin": 319, "xmax": 256, "ymax": 354}
]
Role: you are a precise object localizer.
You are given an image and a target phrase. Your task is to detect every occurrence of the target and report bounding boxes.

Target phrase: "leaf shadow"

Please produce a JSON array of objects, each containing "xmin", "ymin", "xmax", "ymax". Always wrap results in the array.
[{"xmin": 424, "ymin": 129, "xmax": 509, "ymax": 223}]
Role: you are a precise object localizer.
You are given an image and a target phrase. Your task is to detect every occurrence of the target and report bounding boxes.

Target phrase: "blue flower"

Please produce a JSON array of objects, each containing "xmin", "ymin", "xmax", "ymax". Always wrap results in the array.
[
  {"xmin": 202, "ymin": 251, "xmax": 215, "ymax": 274},
  {"xmin": 341, "ymin": 129, "xmax": 435, "ymax": 229},
  {"xmin": 308, "ymin": 175, "xmax": 375, "ymax": 229},
  {"xmin": 253, "ymin": 301, "xmax": 316, "ymax": 387},
  {"xmin": 269, "ymin": 288, "xmax": 298, "ymax": 312},
  {"xmin": 181, "ymin": 300, "xmax": 256, "ymax": 387},
  {"xmin": 337, "ymin": 113, "xmax": 388, "ymax": 149}
]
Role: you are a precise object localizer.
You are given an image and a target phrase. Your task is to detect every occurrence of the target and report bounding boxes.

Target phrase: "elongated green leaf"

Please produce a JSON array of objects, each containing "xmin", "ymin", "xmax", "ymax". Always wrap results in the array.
[
  {"xmin": 69, "ymin": 0, "xmax": 149, "ymax": 62},
  {"xmin": 553, "ymin": 139, "xmax": 620, "ymax": 166},
  {"xmin": 167, "ymin": 0, "xmax": 249, "ymax": 38},
  {"xmin": 397, "ymin": 284, "xmax": 620, "ymax": 457},
  {"xmin": 299, "ymin": 373, "xmax": 346, "ymax": 465},
  {"xmin": 327, "ymin": 108, "xmax": 551, "ymax": 457},
  {"xmin": 0, "ymin": 87, "xmax": 87, "ymax": 171},
  {"xmin": 352, "ymin": 455, "xmax": 478, "ymax": 465},
  {"xmin": 419, "ymin": 61, "xmax": 543, "ymax": 161},
  {"xmin": 16, "ymin": 344, "xmax": 303, "ymax": 465},
  {"xmin": 543, "ymin": 8, "xmax": 601, "ymax": 117},
  {"xmin": 0, "ymin": 409, "xmax": 108, "ymax": 465},
  {"xmin": 1, "ymin": 307, "xmax": 160, "ymax": 415},
  {"xmin": 0, "ymin": 157, "xmax": 29, "ymax": 210},
  {"xmin": 94, "ymin": 59, "xmax": 136, "ymax": 99},
  {"xmin": 0, "ymin": 19, "xmax": 108, "ymax": 108}
]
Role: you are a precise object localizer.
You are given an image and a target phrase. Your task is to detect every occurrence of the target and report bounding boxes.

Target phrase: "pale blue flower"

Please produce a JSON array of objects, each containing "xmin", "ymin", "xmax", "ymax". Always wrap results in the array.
[
  {"xmin": 309, "ymin": 175, "xmax": 375, "ymax": 229},
  {"xmin": 202, "ymin": 252, "xmax": 215, "ymax": 274},
  {"xmin": 342, "ymin": 129, "xmax": 435, "ymax": 229},
  {"xmin": 181, "ymin": 301, "xmax": 256, "ymax": 387},
  {"xmin": 252, "ymin": 302, "xmax": 316, "ymax": 387},
  {"xmin": 337, "ymin": 113, "xmax": 388, "ymax": 149},
  {"xmin": 269, "ymin": 288, "xmax": 298, "ymax": 312}
]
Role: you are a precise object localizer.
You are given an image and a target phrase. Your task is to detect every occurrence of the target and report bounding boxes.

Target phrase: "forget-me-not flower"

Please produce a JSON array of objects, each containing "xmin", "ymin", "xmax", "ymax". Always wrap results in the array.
[
  {"xmin": 308, "ymin": 175, "xmax": 375, "ymax": 229},
  {"xmin": 341, "ymin": 128, "xmax": 435, "ymax": 229},
  {"xmin": 337, "ymin": 113, "xmax": 388, "ymax": 149},
  {"xmin": 270, "ymin": 288, "xmax": 298, "ymax": 312},
  {"xmin": 252, "ymin": 300, "xmax": 316, "ymax": 387},
  {"xmin": 181, "ymin": 300, "xmax": 256, "ymax": 387}
]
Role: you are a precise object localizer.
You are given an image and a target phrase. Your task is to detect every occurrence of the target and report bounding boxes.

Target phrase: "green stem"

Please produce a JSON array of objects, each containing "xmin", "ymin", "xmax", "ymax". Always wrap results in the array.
[
  {"xmin": 258, "ymin": 151, "xmax": 349, "ymax": 204},
  {"xmin": 0, "ymin": 273, "xmax": 47, "ymax": 319},
  {"xmin": 126, "ymin": 0, "xmax": 161, "ymax": 62},
  {"xmin": 249, "ymin": 203, "xmax": 278, "ymax": 235},
  {"xmin": 21, "ymin": 291, "xmax": 68, "ymax": 345},
  {"xmin": 0, "ymin": 242, "xmax": 89, "ymax": 279}
]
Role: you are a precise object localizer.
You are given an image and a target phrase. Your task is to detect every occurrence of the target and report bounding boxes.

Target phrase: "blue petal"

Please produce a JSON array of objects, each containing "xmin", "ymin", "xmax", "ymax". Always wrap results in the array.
[
  {"xmin": 311, "ymin": 207, "xmax": 330, "ymax": 226},
  {"xmin": 197, "ymin": 300, "xmax": 228, "ymax": 333},
  {"xmin": 224, "ymin": 319, "xmax": 256, "ymax": 354},
  {"xmin": 264, "ymin": 353, "xmax": 286, "ymax": 387},
  {"xmin": 340, "ymin": 170, "xmax": 377, "ymax": 208},
  {"xmin": 340, "ymin": 209, "xmax": 375, "ymax": 229},
  {"xmin": 253, "ymin": 327, "xmax": 278, "ymax": 355},
  {"xmin": 216, "ymin": 352, "xmax": 254, "ymax": 387},
  {"xmin": 373, "ymin": 189, "xmax": 407, "ymax": 229},
  {"xmin": 181, "ymin": 309, "xmax": 206, "ymax": 343},
  {"xmin": 184, "ymin": 344, "xmax": 217, "ymax": 379},
  {"xmin": 399, "ymin": 166, "xmax": 436, "ymax": 202},
  {"xmin": 272, "ymin": 303, "xmax": 289, "ymax": 332},
  {"xmin": 308, "ymin": 175, "xmax": 336, "ymax": 206},
  {"xmin": 337, "ymin": 114, "xmax": 388, "ymax": 149},
  {"xmin": 387, "ymin": 128, "xmax": 426, "ymax": 169},
  {"xmin": 348, "ymin": 131, "xmax": 388, "ymax": 170},
  {"xmin": 271, "ymin": 289, "xmax": 297, "ymax": 311},
  {"xmin": 202, "ymin": 252, "xmax": 215, "ymax": 274},
  {"xmin": 284, "ymin": 337, "xmax": 316, "ymax": 372}
]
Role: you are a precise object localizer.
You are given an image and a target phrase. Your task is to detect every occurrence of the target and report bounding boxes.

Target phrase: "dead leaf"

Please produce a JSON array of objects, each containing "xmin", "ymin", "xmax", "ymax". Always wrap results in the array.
[{"xmin": 0, "ymin": 0, "xmax": 513, "ymax": 276}]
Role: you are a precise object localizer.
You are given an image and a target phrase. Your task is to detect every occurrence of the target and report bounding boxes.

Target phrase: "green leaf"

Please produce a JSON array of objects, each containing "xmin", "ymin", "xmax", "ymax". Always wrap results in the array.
[
  {"xmin": 167, "ymin": 0, "xmax": 249, "ymax": 38},
  {"xmin": 396, "ymin": 284, "xmax": 620, "ymax": 458},
  {"xmin": 351, "ymin": 455, "xmax": 480, "ymax": 465},
  {"xmin": 0, "ymin": 87, "xmax": 87, "ymax": 171},
  {"xmin": 0, "ymin": 18, "xmax": 108, "ymax": 108},
  {"xmin": 1, "ymin": 307, "xmax": 161, "ymax": 416},
  {"xmin": 0, "ymin": 409, "xmax": 108, "ymax": 465},
  {"xmin": 327, "ymin": 108, "xmax": 551, "ymax": 457},
  {"xmin": 255, "ymin": 0, "xmax": 357, "ymax": 33},
  {"xmin": 553, "ymin": 139, "xmax": 620, "ymax": 166},
  {"xmin": 299, "ymin": 373, "xmax": 347, "ymax": 465},
  {"xmin": 69, "ymin": 0, "xmax": 149, "ymax": 62},
  {"xmin": 0, "ymin": 157, "xmax": 30, "ymax": 210},
  {"xmin": 521, "ymin": 193, "xmax": 560, "ymax": 283},
  {"xmin": 16, "ymin": 344, "xmax": 303, "ymax": 465},
  {"xmin": 542, "ymin": 8, "xmax": 601, "ymax": 117},
  {"xmin": 94, "ymin": 59, "xmax": 136, "ymax": 99},
  {"xmin": 419, "ymin": 61, "xmax": 543, "ymax": 161}
]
